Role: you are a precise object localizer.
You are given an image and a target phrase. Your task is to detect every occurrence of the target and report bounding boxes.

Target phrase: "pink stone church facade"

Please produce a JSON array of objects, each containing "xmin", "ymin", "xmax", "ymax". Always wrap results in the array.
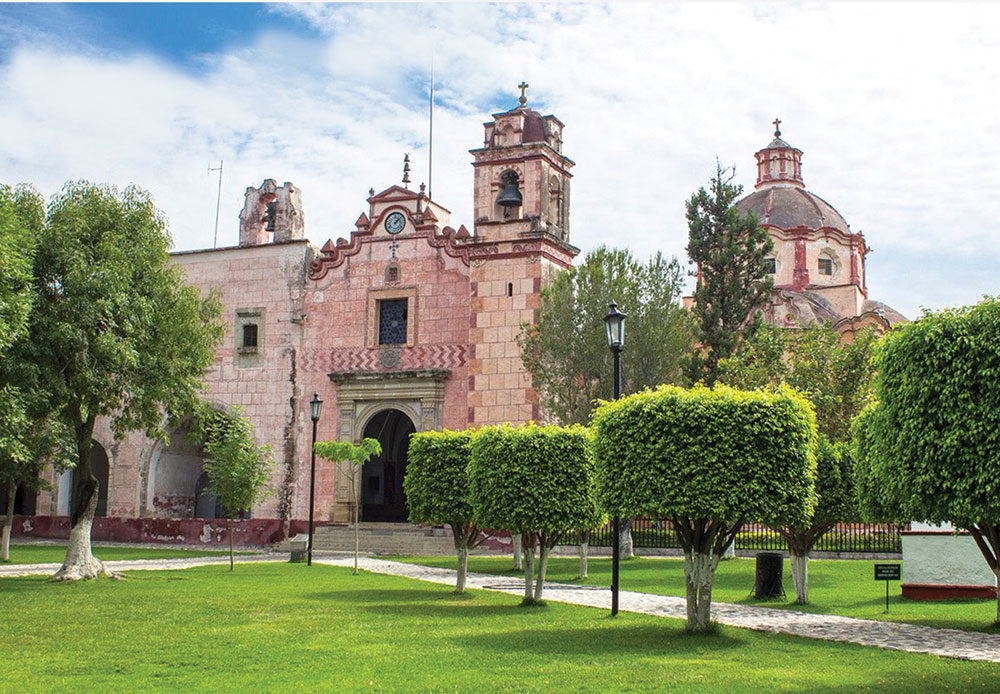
[{"xmin": 13, "ymin": 103, "xmax": 902, "ymax": 545}]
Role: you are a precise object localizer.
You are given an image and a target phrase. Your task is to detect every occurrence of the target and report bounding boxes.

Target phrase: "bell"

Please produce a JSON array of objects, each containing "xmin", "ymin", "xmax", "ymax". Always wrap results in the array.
[
  {"xmin": 265, "ymin": 201, "xmax": 277, "ymax": 232},
  {"xmin": 496, "ymin": 181, "xmax": 523, "ymax": 208}
]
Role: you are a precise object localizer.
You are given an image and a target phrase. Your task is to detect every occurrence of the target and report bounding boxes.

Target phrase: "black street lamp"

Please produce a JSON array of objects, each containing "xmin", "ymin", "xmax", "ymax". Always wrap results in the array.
[
  {"xmin": 307, "ymin": 392, "xmax": 323, "ymax": 566},
  {"xmin": 604, "ymin": 301, "xmax": 626, "ymax": 617}
]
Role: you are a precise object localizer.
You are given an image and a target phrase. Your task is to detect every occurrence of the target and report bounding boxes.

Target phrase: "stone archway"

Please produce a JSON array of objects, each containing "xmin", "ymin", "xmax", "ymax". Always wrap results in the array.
[{"xmin": 360, "ymin": 409, "xmax": 416, "ymax": 522}]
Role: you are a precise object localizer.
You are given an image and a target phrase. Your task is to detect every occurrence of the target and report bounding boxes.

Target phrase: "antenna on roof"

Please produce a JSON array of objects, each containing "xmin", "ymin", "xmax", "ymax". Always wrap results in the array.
[
  {"xmin": 208, "ymin": 160, "xmax": 223, "ymax": 248},
  {"xmin": 428, "ymin": 53, "xmax": 435, "ymax": 201}
]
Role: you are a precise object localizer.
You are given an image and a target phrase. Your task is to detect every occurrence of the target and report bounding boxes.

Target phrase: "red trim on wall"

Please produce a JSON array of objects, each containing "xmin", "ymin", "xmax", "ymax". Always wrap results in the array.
[
  {"xmin": 792, "ymin": 238, "xmax": 809, "ymax": 290},
  {"xmin": 902, "ymin": 583, "xmax": 997, "ymax": 600},
  {"xmin": 10, "ymin": 515, "xmax": 310, "ymax": 547}
]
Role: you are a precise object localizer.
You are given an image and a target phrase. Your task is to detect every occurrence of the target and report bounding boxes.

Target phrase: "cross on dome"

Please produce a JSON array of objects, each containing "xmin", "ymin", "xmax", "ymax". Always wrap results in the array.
[
  {"xmin": 518, "ymin": 81, "xmax": 529, "ymax": 107},
  {"xmin": 773, "ymin": 117, "xmax": 782, "ymax": 138}
]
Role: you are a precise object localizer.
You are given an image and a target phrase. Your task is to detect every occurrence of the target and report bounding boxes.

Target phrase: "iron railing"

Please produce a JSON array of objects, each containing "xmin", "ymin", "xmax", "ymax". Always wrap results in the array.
[{"xmin": 587, "ymin": 519, "xmax": 903, "ymax": 554}]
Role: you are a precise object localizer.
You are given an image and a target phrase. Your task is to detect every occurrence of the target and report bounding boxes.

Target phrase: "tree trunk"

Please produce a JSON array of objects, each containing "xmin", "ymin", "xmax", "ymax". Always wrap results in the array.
[
  {"xmin": 228, "ymin": 517, "xmax": 234, "ymax": 571},
  {"xmin": 452, "ymin": 524, "xmax": 469, "ymax": 594},
  {"xmin": 351, "ymin": 467, "xmax": 359, "ymax": 575},
  {"xmin": 1, "ymin": 484, "xmax": 15, "ymax": 562},
  {"xmin": 534, "ymin": 541, "xmax": 550, "ymax": 601},
  {"xmin": 522, "ymin": 532, "xmax": 535, "ymax": 603},
  {"xmin": 53, "ymin": 420, "xmax": 118, "ymax": 581},
  {"xmin": 578, "ymin": 530, "xmax": 589, "ymax": 579},
  {"xmin": 512, "ymin": 533, "xmax": 522, "ymax": 571},
  {"xmin": 790, "ymin": 552, "xmax": 809, "ymax": 603},
  {"xmin": 619, "ymin": 519, "xmax": 635, "ymax": 559},
  {"xmin": 683, "ymin": 551, "xmax": 720, "ymax": 633}
]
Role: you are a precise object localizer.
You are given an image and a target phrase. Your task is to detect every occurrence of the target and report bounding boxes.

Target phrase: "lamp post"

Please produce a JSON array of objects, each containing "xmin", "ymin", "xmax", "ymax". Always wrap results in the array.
[
  {"xmin": 307, "ymin": 392, "xmax": 323, "ymax": 566},
  {"xmin": 604, "ymin": 301, "xmax": 626, "ymax": 617}
]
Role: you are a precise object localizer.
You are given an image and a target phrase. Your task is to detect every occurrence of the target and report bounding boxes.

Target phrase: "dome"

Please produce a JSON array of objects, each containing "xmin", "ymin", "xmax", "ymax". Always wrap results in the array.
[{"xmin": 737, "ymin": 186, "xmax": 850, "ymax": 234}]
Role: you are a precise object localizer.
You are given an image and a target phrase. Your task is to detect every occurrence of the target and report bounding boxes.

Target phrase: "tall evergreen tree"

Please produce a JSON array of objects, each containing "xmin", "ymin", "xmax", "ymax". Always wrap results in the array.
[{"xmin": 686, "ymin": 162, "xmax": 773, "ymax": 384}]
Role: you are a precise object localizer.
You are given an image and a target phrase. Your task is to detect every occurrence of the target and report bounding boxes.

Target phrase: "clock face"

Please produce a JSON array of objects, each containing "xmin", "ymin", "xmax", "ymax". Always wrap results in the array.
[{"xmin": 384, "ymin": 212, "xmax": 406, "ymax": 234}]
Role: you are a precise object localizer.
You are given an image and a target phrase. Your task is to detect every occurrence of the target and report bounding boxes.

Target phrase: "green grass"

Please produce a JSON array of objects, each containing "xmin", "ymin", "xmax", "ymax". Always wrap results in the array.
[
  {"xmin": 2, "ymin": 543, "xmax": 250, "ymax": 565},
  {"xmin": 1, "ymin": 563, "xmax": 998, "ymax": 693},
  {"xmin": 399, "ymin": 555, "xmax": 1000, "ymax": 633}
]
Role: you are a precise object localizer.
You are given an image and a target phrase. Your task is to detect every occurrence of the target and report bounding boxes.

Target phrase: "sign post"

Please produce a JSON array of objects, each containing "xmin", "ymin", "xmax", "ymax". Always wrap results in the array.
[{"xmin": 874, "ymin": 563, "xmax": 901, "ymax": 613}]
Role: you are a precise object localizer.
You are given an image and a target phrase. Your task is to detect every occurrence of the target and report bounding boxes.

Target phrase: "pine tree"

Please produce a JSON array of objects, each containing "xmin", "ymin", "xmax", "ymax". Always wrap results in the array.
[{"xmin": 686, "ymin": 162, "xmax": 773, "ymax": 384}]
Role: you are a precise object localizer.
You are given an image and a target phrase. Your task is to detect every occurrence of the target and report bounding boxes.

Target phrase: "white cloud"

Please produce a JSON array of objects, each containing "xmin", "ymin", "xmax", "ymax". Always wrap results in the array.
[{"xmin": 1, "ymin": 2, "xmax": 998, "ymax": 318}]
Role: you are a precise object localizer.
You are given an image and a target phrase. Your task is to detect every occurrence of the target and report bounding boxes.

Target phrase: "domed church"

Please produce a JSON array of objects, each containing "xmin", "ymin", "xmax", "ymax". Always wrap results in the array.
[{"xmin": 737, "ymin": 120, "xmax": 906, "ymax": 339}]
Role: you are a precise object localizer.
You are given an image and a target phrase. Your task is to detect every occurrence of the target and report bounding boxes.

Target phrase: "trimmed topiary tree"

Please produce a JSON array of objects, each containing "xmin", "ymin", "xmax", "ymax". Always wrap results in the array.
[
  {"xmin": 592, "ymin": 384, "xmax": 817, "ymax": 632},
  {"xmin": 405, "ymin": 429, "xmax": 489, "ymax": 593},
  {"xmin": 773, "ymin": 433, "xmax": 856, "ymax": 603},
  {"xmin": 851, "ymin": 298, "xmax": 1000, "ymax": 624},
  {"xmin": 469, "ymin": 424, "xmax": 601, "ymax": 605}
]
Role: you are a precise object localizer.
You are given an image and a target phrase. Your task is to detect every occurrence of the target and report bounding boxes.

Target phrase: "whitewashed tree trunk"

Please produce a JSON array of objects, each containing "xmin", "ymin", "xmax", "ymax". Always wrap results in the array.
[
  {"xmin": 455, "ymin": 542, "xmax": 469, "ymax": 594},
  {"xmin": 790, "ymin": 552, "xmax": 809, "ymax": 603},
  {"xmin": 512, "ymin": 533, "xmax": 522, "ymax": 571},
  {"xmin": 534, "ymin": 543, "xmax": 550, "ymax": 601},
  {"xmin": 522, "ymin": 533, "xmax": 535, "ymax": 602},
  {"xmin": 228, "ymin": 517, "xmax": 235, "ymax": 571},
  {"xmin": 351, "ymin": 467, "xmax": 359, "ymax": 575},
  {"xmin": 1, "ymin": 484, "xmax": 15, "ymax": 562},
  {"xmin": 683, "ymin": 551, "xmax": 720, "ymax": 632},
  {"xmin": 619, "ymin": 520, "xmax": 634, "ymax": 559},
  {"xmin": 579, "ymin": 530, "xmax": 589, "ymax": 579},
  {"xmin": 52, "ymin": 489, "xmax": 117, "ymax": 581}
]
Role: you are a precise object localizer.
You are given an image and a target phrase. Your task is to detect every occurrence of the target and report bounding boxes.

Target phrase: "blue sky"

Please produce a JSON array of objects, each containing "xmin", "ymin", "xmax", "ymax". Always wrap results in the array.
[{"xmin": 1, "ymin": 2, "xmax": 998, "ymax": 318}]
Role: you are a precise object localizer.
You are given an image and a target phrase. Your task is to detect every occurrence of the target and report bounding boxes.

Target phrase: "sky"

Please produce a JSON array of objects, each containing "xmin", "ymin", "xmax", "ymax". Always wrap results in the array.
[{"xmin": 1, "ymin": 2, "xmax": 998, "ymax": 319}]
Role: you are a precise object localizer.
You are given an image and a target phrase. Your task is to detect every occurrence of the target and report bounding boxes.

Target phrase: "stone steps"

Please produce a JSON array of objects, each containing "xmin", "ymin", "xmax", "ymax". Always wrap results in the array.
[{"xmin": 286, "ymin": 523, "xmax": 457, "ymax": 555}]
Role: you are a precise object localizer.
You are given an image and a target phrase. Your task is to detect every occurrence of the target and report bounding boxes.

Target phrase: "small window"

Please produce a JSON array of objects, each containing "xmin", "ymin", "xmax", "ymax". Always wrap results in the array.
[
  {"xmin": 818, "ymin": 258, "xmax": 833, "ymax": 276},
  {"xmin": 507, "ymin": 282, "xmax": 514, "ymax": 297},
  {"xmin": 242, "ymin": 323, "xmax": 258, "ymax": 351},
  {"xmin": 378, "ymin": 299, "xmax": 408, "ymax": 345},
  {"xmin": 764, "ymin": 258, "xmax": 776, "ymax": 274},
  {"xmin": 385, "ymin": 265, "xmax": 400, "ymax": 284}
]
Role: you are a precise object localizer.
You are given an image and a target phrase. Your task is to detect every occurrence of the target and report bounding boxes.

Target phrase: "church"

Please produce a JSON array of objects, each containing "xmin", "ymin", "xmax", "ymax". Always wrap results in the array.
[{"xmin": 11, "ymin": 93, "xmax": 903, "ymax": 544}]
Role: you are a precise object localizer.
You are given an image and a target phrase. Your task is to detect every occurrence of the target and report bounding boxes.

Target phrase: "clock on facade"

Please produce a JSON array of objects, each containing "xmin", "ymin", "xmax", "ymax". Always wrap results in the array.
[{"xmin": 384, "ymin": 212, "xmax": 406, "ymax": 234}]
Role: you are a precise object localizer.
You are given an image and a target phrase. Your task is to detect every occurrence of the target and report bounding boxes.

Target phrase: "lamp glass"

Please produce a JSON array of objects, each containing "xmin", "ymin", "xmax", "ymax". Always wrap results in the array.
[
  {"xmin": 604, "ymin": 302, "xmax": 627, "ymax": 349},
  {"xmin": 310, "ymin": 393, "xmax": 323, "ymax": 422}
]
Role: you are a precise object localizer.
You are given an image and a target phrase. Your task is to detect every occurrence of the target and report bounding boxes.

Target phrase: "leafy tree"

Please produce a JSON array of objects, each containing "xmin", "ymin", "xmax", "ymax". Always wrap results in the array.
[
  {"xmin": 313, "ymin": 438, "xmax": 382, "ymax": 574},
  {"xmin": 469, "ymin": 424, "xmax": 601, "ymax": 605},
  {"xmin": 191, "ymin": 406, "xmax": 273, "ymax": 570},
  {"xmin": 405, "ymin": 430, "xmax": 490, "ymax": 593},
  {"xmin": 720, "ymin": 323, "xmax": 879, "ymax": 442},
  {"xmin": 686, "ymin": 162, "xmax": 774, "ymax": 385},
  {"xmin": 0, "ymin": 184, "xmax": 39, "ymax": 354},
  {"xmin": 10, "ymin": 182, "xmax": 224, "ymax": 580},
  {"xmin": 718, "ymin": 322, "xmax": 877, "ymax": 602},
  {"xmin": 518, "ymin": 246, "xmax": 694, "ymax": 426},
  {"xmin": 517, "ymin": 246, "xmax": 694, "ymax": 560},
  {"xmin": 851, "ymin": 298, "xmax": 1000, "ymax": 624},
  {"xmin": 592, "ymin": 385, "xmax": 817, "ymax": 632}
]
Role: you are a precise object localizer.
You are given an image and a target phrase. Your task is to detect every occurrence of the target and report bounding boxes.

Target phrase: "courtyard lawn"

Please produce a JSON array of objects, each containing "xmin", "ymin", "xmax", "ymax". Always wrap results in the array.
[
  {"xmin": 400, "ymin": 555, "xmax": 1000, "ymax": 633},
  {"xmin": 2, "ymin": 543, "xmax": 252, "ymax": 565},
  {"xmin": 1, "ymin": 563, "xmax": 998, "ymax": 693}
]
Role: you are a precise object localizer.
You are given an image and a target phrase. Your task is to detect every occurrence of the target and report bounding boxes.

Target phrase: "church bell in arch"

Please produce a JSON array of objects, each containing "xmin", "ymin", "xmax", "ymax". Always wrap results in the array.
[{"xmin": 496, "ymin": 174, "xmax": 523, "ymax": 208}]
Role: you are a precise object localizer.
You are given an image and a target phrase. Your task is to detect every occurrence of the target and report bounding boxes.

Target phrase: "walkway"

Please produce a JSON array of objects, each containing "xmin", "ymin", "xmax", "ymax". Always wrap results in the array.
[
  {"xmin": 4, "ymin": 553, "xmax": 999, "ymax": 663},
  {"xmin": 317, "ymin": 556, "xmax": 1000, "ymax": 664}
]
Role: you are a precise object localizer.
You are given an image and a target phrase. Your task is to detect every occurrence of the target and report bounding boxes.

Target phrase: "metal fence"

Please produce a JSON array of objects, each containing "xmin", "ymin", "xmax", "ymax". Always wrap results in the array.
[{"xmin": 588, "ymin": 519, "xmax": 903, "ymax": 554}]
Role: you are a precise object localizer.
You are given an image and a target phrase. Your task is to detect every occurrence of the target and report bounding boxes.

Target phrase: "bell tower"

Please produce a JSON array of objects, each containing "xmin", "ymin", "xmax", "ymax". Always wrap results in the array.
[
  {"xmin": 466, "ymin": 86, "xmax": 579, "ymax": 427},
  {"xmin": 470, "ymin": 82, "xmax": 574, "ymax": 242}
]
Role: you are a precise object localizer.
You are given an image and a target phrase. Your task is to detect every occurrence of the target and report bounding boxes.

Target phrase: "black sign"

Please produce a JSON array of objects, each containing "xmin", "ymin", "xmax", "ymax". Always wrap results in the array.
[{"xmin": 874, "ymin": 563, "xmax": 901, "ymax": 581}]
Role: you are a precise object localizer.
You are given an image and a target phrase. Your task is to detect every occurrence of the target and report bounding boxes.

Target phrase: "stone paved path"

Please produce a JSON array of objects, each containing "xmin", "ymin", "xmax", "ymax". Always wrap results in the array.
[
  {"xmin": 4, "ymin": 553, "xmax": 999, "ymax": 664},
  {"xmin": 317, "ymin": 556, "xmax": 1000, "ymax": 664}
]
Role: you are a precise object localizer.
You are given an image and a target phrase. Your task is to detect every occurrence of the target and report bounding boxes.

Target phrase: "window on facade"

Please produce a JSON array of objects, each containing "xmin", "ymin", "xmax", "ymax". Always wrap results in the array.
[
  {"xmin": 378, "ymin": 299, "xmax": 408, "ymax": 345},
  {"xmin": 385, "ymin": 265, "xmax": 399, "ymax": 284},
  {"xmin": 818, "ymin": 258, "xmax": 833, "ymax": 276},
  {"xmin": 764, "ymin": 258, "xmax": 776, "ymax": 274},
  {"xmin": 242, "ymin": 323, "xmax": 259, "ymax": 351}
]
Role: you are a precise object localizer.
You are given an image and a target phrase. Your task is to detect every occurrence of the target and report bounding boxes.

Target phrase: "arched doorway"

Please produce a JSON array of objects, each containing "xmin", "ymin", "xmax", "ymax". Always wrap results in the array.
[{"xmin": 361, "ymin": 409, "xmax": 415, "ymax": 522}]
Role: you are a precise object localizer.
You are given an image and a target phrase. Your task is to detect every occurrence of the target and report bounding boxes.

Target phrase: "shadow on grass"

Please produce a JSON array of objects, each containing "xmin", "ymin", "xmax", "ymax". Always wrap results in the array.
[{"xmin": 454, "ymin": 623, "xmax": 743, "ymax": 656}]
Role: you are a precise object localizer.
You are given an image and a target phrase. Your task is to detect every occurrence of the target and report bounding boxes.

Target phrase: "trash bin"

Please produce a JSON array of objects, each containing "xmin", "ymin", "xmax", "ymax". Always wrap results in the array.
[{"xmin": 754, "ymin": 552, "xmax": 784, "ymax": 599}]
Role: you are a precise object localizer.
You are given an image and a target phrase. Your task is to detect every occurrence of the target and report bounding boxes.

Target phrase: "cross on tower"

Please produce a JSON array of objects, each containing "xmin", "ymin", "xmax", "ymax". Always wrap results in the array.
[
  {"xmin": 518, "ymin": 81, "xmax": 529, "ymax": 107},
  {"xmin": 773, "ymin": 117, "xmax": 782, "ymax": 138},
  {"xmin": 389, "ymin": 237, "xmax": 399, "ymax": 260}
]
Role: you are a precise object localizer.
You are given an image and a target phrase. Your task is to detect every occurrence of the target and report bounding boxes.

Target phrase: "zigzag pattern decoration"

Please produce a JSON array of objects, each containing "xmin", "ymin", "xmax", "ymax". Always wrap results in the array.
[{"xmin": 300, "ymin": 344, "xmax": 468, "ymax": 373}]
